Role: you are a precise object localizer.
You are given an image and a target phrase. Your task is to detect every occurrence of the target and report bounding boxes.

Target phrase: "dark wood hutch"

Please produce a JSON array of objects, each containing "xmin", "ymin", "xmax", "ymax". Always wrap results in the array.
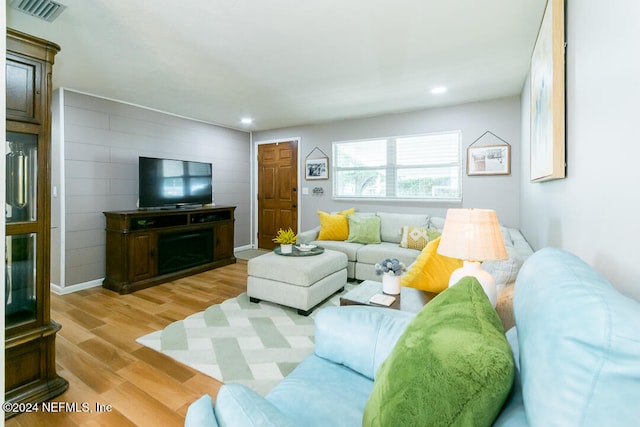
[{"xmin": 5, "ymin": 28, "xmax": 68, "ymax": 415}]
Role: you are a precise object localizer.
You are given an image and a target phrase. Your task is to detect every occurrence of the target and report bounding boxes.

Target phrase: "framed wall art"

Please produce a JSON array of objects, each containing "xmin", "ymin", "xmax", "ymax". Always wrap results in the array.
[
  {"xmin": 466, "ymin": 131, "xmax": 511, "ymax": 176},
  {"xmin": 530, "ymin": 0, "xmax": 566, "ymax": 182},
  {"xmin": 467, "ymin": 145, "xmax": 511, "ymax": 176},
  {"xmin": 305, "ymin": 147, "xmax": 329, "ymax": 180}
]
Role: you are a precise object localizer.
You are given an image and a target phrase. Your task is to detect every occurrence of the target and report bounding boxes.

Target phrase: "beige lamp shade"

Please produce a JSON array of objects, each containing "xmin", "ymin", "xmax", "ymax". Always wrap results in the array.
[{"xmin": 437, "ymin": 208, "xmax": 508, "ymax": 262}]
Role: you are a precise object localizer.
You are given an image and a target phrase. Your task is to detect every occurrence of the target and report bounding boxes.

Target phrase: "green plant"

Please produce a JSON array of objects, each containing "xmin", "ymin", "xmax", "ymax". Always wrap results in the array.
[{"xmin": 272, "ymin": 227, "xmax": 297, "ymax": 244}]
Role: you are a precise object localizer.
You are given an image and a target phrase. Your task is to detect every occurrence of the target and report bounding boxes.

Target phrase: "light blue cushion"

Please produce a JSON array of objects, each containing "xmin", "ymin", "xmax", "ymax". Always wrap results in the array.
[
  {"xmin": 213, "ymin": 383, "xmax": 295, "ymax": 427},
  {"xmin": 493, "ymin": 328, "xmax": 527, "ymax": 427},
  {"xmin": 514, "ymin": 248, "xmax": 640, "ymax": 426},
  {"xmin": 266, "ymin": 355, "xmax": 373, "ymax": 427},
  {"xmin": 313, "ymin": 306, "xmax": 414, "ymax": 380},
  {"xmin": 185, "ymin": 394, "xmax": 218, "ymax": 427}
]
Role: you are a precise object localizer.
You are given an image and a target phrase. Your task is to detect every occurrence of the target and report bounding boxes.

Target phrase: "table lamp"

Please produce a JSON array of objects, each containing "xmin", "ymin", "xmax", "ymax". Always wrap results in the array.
[{"xmin": 437, "ymin": 208, "xmax": 508, "ymax": 306}]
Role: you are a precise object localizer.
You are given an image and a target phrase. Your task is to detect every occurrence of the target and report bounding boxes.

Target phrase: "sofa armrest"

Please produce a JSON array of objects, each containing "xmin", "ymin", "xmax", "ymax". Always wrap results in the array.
[
  {"xmin": 185, "ymin": 394, "xmax": 219, "ymax": 427},
  {"xmin": 314, "ymin": 306, "xmax": 415, "ymax": 380},
  {"xmin": 213, "ymin": 383, "xmax": 296, "ymax": 427},
  {"xmin": 296, "ymin": 226, "xmax": 320, "ymax": 244}
]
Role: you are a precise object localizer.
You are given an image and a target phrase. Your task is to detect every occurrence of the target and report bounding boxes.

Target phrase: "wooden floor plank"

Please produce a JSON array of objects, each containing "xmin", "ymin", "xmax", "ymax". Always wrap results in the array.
[
  {"xmin": 53, "ymin": 311, "xmax": 98, "ymax": 345},
  {"xmin": 6, "ymin": 262, "xmax": 247, "ymax": 426},
  {"xmin": 55, "ymin": 336, "xmax": 127, "ymax": 395},
  {"xmin": 129, "ymin": 346, "xmax": 197, "ymax": 384},
  {"xmin": 100, "ymin": 381, "xmax": 184, "ymax": 427},
  {"xmin": 77, "ymin": 338, "xmax": 137, "ymax": 372},
  {"xmin": 115, "ymin": 361, "xmax": 200, "ymax": 411}
]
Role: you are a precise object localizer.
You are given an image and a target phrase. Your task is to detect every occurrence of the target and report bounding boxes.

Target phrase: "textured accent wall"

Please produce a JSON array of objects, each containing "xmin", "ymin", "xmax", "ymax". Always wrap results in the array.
[{"xmin": 51, "ymin": 89, "xmax": 251, "ymax": 291}]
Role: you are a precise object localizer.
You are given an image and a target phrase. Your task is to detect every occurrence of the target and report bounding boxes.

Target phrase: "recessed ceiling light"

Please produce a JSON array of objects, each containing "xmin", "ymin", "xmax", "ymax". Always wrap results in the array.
[
  {"xmin": 241, "ymin": 117, "xmax": 253, "ymax": 125},
  {"xmin": 431, "ymin": 87, "xmax": 447, "ymax": 94}
]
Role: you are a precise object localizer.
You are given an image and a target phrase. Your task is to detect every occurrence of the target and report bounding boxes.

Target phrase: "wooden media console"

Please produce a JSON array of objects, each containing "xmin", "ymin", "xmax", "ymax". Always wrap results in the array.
[{"xmin": 103, "ymin": 206, "xmax": 236, "ymax": 294}]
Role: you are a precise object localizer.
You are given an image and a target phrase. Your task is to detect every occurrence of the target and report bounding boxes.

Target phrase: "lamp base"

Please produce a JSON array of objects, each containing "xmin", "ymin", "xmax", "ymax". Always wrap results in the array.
[{"xmin": 448, "ymin": 261, "xmax": 497, "ymax": 307}]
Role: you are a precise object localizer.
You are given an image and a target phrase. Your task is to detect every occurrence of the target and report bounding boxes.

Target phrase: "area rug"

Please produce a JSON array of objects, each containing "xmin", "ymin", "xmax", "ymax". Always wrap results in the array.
[
  {"xmin": 234, "ymin": 248, "xmax": 270, "ymax": 260},
  {"xmin": 136, "ymin": 286, "xmax": 352, "ymax": 395}
]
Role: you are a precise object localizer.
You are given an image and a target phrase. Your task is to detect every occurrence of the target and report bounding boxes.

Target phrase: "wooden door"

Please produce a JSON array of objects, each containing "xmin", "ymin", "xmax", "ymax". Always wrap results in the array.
[{"xmin": 257, "ymin": 141, "xmax": 298, "ymax": 249}]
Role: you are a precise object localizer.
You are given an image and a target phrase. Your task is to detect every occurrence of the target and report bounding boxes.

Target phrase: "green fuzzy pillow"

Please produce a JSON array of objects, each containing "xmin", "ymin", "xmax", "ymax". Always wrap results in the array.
[{"xmin": 362, "ymin": 277, "xmax": 514, "ymax": 427}]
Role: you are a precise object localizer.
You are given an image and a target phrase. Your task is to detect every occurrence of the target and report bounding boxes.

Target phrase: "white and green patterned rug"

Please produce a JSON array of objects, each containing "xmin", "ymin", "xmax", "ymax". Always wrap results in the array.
[{"xmin": 136, "ymin": 287, "xmax": 351, "ymax": 395}]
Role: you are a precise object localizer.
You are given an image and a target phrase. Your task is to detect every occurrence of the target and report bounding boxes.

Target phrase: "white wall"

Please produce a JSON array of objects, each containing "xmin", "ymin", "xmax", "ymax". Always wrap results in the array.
[
  {"xmin": 254, "ymin": 96, "xmax": 522, "ymax": 232},
  {"xmin": 51, "ymin": 89, "xmax": 252, "ymax": 292},
  {"xmin": 519, "ymin": 0, "xmax": 640, "ymax": 301}
]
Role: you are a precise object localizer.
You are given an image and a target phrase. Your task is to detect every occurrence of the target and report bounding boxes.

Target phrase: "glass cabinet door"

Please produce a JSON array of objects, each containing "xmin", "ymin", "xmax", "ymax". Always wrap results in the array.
[
  {"xmin": 6, "ymin": 132, "xmax": 38, "ymax": 223},
  {"xmin": 5, "ymin": 234, "xmax": 37, "ymax": 327},
  {"xmin": 5, "ymin": 131, "xmax": 39, "ymax": 328}
]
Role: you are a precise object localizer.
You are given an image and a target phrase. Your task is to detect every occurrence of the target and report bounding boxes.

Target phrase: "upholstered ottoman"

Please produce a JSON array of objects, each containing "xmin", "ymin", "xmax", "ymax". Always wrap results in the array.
[{"xmin": 247, "ymin": 249, "xmax": 348, "ymax": 316}]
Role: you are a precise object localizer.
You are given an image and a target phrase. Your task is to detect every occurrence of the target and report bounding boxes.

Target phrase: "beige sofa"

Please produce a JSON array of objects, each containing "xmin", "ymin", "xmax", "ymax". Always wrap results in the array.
[{"xmin": 297, "ymin": 211, "xmax": 533, "ymax": 289}]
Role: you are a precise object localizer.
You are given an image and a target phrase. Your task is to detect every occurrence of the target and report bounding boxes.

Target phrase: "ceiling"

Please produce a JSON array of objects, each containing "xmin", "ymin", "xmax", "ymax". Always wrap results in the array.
[{"xmin": 7, "ymin": 0, "xmax": 547, "ymax": 131}]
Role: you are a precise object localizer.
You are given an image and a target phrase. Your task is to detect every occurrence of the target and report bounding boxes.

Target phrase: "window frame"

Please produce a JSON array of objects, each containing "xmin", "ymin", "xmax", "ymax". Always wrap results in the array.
[{"xmin": 331, "ymin": 130, "xmax": 463, "ymax": 202}]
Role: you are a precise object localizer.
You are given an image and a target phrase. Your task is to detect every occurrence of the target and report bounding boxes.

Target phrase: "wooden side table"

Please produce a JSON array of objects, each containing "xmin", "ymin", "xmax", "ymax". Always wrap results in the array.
[{"xmin": 340, "ymin": 280, "xmax": 437, "ymax": 313}]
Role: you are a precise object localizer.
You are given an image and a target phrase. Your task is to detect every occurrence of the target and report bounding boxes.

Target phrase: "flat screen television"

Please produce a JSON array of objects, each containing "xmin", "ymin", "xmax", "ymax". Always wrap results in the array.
[{"xmin": 138, "ymin": 156, "xmax": 213, "ymax": 209}]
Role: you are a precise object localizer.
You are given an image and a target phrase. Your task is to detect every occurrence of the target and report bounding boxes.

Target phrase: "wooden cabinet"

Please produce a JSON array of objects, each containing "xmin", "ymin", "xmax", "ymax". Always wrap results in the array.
[
  {"xmin": 103, "ymin": 206, "xmax": 236, "ymax": 294},
  {"xmin": 214, "ymin": 220, "xmax": 234, "ymax": 260},
  {"xmin": 129, "ymin": 233, "xmax": 157, "ymax": 282},
  {"xmin": 5, "ymin": 29, "xmax": 67, "ymax": 415}
]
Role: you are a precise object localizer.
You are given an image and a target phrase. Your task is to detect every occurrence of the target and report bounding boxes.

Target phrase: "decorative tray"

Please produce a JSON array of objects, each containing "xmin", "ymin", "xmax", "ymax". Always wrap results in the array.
[{"xmin": 274, "ymin": 245, "xmax": 325, "ymax": 257}]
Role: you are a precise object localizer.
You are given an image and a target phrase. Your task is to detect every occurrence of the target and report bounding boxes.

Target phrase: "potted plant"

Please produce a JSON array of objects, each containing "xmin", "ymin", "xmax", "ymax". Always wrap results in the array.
[
  {"xmin": 375, "ymin": 258, "xmax": 407, "ymax": 295},
  {"xmin": 272, "ymin": 227, "xmax": 297, "ymax": 254}
]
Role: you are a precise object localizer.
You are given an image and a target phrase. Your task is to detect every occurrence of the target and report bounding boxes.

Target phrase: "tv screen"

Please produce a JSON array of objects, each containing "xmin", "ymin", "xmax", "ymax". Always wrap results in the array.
[{"xmin": 138, "ymin": 156, "xmax": 213, "ymax": 208}]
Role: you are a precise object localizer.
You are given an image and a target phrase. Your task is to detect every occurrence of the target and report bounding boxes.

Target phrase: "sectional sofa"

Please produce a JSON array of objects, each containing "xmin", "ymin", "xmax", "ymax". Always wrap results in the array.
[
  {"xmin": 297, "ymin": 211, "xmax": 533, "ymax": 288},
  {"xmin": 185, "ymin": 248, "xmax": 640, "ymax": 426}
]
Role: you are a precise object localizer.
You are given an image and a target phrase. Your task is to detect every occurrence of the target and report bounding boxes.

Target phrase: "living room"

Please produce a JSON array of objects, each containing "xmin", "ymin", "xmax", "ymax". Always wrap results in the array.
[
  {"xmin": 4, "ymin": 0, "xmax": 640, "ymax": 425},
  {"xmin": 5, "ymin": 0, "xmax": 639, "ymax": 302}
]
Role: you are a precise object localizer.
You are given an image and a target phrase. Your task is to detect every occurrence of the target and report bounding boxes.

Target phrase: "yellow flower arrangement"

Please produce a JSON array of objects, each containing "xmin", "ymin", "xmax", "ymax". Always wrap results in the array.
[{"xmin": 272, "ymin": 227, "xmax": 297, "ymax": 245}]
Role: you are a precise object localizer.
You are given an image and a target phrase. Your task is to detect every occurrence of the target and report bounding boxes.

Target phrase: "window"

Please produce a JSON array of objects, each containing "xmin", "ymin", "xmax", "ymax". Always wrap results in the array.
[{"xmin": 332, "ymin": 131, "xmax": 461, "ymax": 201}]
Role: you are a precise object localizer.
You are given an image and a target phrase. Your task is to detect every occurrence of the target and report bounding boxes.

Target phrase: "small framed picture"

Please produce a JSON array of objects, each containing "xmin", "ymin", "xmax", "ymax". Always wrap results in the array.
[
  {"xmin": 305, "ymin": 158, "xmax": 328, "ymax": 180},
  {"xmin": 467, "ymin": 145, "xmax": 511, "ymax": 176}
]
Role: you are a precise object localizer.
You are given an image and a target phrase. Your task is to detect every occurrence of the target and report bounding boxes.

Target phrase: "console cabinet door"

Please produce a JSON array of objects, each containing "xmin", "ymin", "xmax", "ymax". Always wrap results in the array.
[
  {"xmin": 129, "ymin": 233, "xmax": 157, "ymax": 282},
  {"xmin": 214, "ymin": 221, "xmax": 234, "ymax": 260}
]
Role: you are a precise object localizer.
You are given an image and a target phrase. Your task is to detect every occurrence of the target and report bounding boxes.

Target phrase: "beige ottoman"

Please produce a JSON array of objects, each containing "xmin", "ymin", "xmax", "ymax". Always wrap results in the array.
[{"xmin": 247, "ymin": 249, "xmax": 348, "ymax": 316}]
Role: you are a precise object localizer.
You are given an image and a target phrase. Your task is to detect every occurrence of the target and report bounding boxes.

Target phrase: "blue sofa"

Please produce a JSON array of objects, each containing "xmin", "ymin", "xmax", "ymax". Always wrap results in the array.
[{"xmin": 186, "ymin": 248, "xmax": 640, "ymax": 426}]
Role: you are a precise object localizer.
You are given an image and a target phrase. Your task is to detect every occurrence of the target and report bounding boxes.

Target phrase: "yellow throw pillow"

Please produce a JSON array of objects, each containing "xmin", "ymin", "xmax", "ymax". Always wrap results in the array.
[
  {"xmin": 317, "ymin": 208, "xmax": 355, "ymax": 241},
  {"xmin": 401, "ymin": 236, "xmax": 463, "ymax": 293}
]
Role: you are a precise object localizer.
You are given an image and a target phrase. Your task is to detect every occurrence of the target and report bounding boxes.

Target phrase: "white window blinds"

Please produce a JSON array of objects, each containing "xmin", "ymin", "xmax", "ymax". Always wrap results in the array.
[{"xmin": 332, "ymin": 131, "xmax": 461, "ymax": 201}]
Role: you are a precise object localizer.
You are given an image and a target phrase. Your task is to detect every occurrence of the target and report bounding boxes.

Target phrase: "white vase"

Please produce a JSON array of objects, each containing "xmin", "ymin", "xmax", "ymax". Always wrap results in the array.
[
  {"xmin": 280, "ymin": 244, "xmax": 293, "ymax": 254},
  {"xmin": 382, "ymin": 272, "xmax": 401, "ymax": 295}
]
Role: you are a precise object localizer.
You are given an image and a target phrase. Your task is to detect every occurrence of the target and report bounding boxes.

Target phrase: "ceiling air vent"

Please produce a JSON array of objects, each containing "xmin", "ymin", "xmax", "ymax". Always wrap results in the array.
[{"xmin": 9, "ymin": 0, "xmax": 67, "ymax": 23}]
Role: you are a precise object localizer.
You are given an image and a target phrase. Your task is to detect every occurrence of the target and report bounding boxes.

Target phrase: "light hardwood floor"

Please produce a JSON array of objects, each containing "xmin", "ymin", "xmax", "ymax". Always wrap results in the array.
[{"xmin": 6, "ymin": 261, "xmax": 248, "ymax": 427}]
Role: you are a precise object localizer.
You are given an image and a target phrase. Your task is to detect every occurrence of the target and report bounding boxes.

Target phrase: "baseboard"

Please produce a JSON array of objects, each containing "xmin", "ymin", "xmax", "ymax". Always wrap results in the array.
[
  {"xmin": 51, "ymin": 279, "xmax": 103, "ymax": 295},
  {"xmin": 50, "ymin": 248, "xmax": 254, "ymax": 295}
]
